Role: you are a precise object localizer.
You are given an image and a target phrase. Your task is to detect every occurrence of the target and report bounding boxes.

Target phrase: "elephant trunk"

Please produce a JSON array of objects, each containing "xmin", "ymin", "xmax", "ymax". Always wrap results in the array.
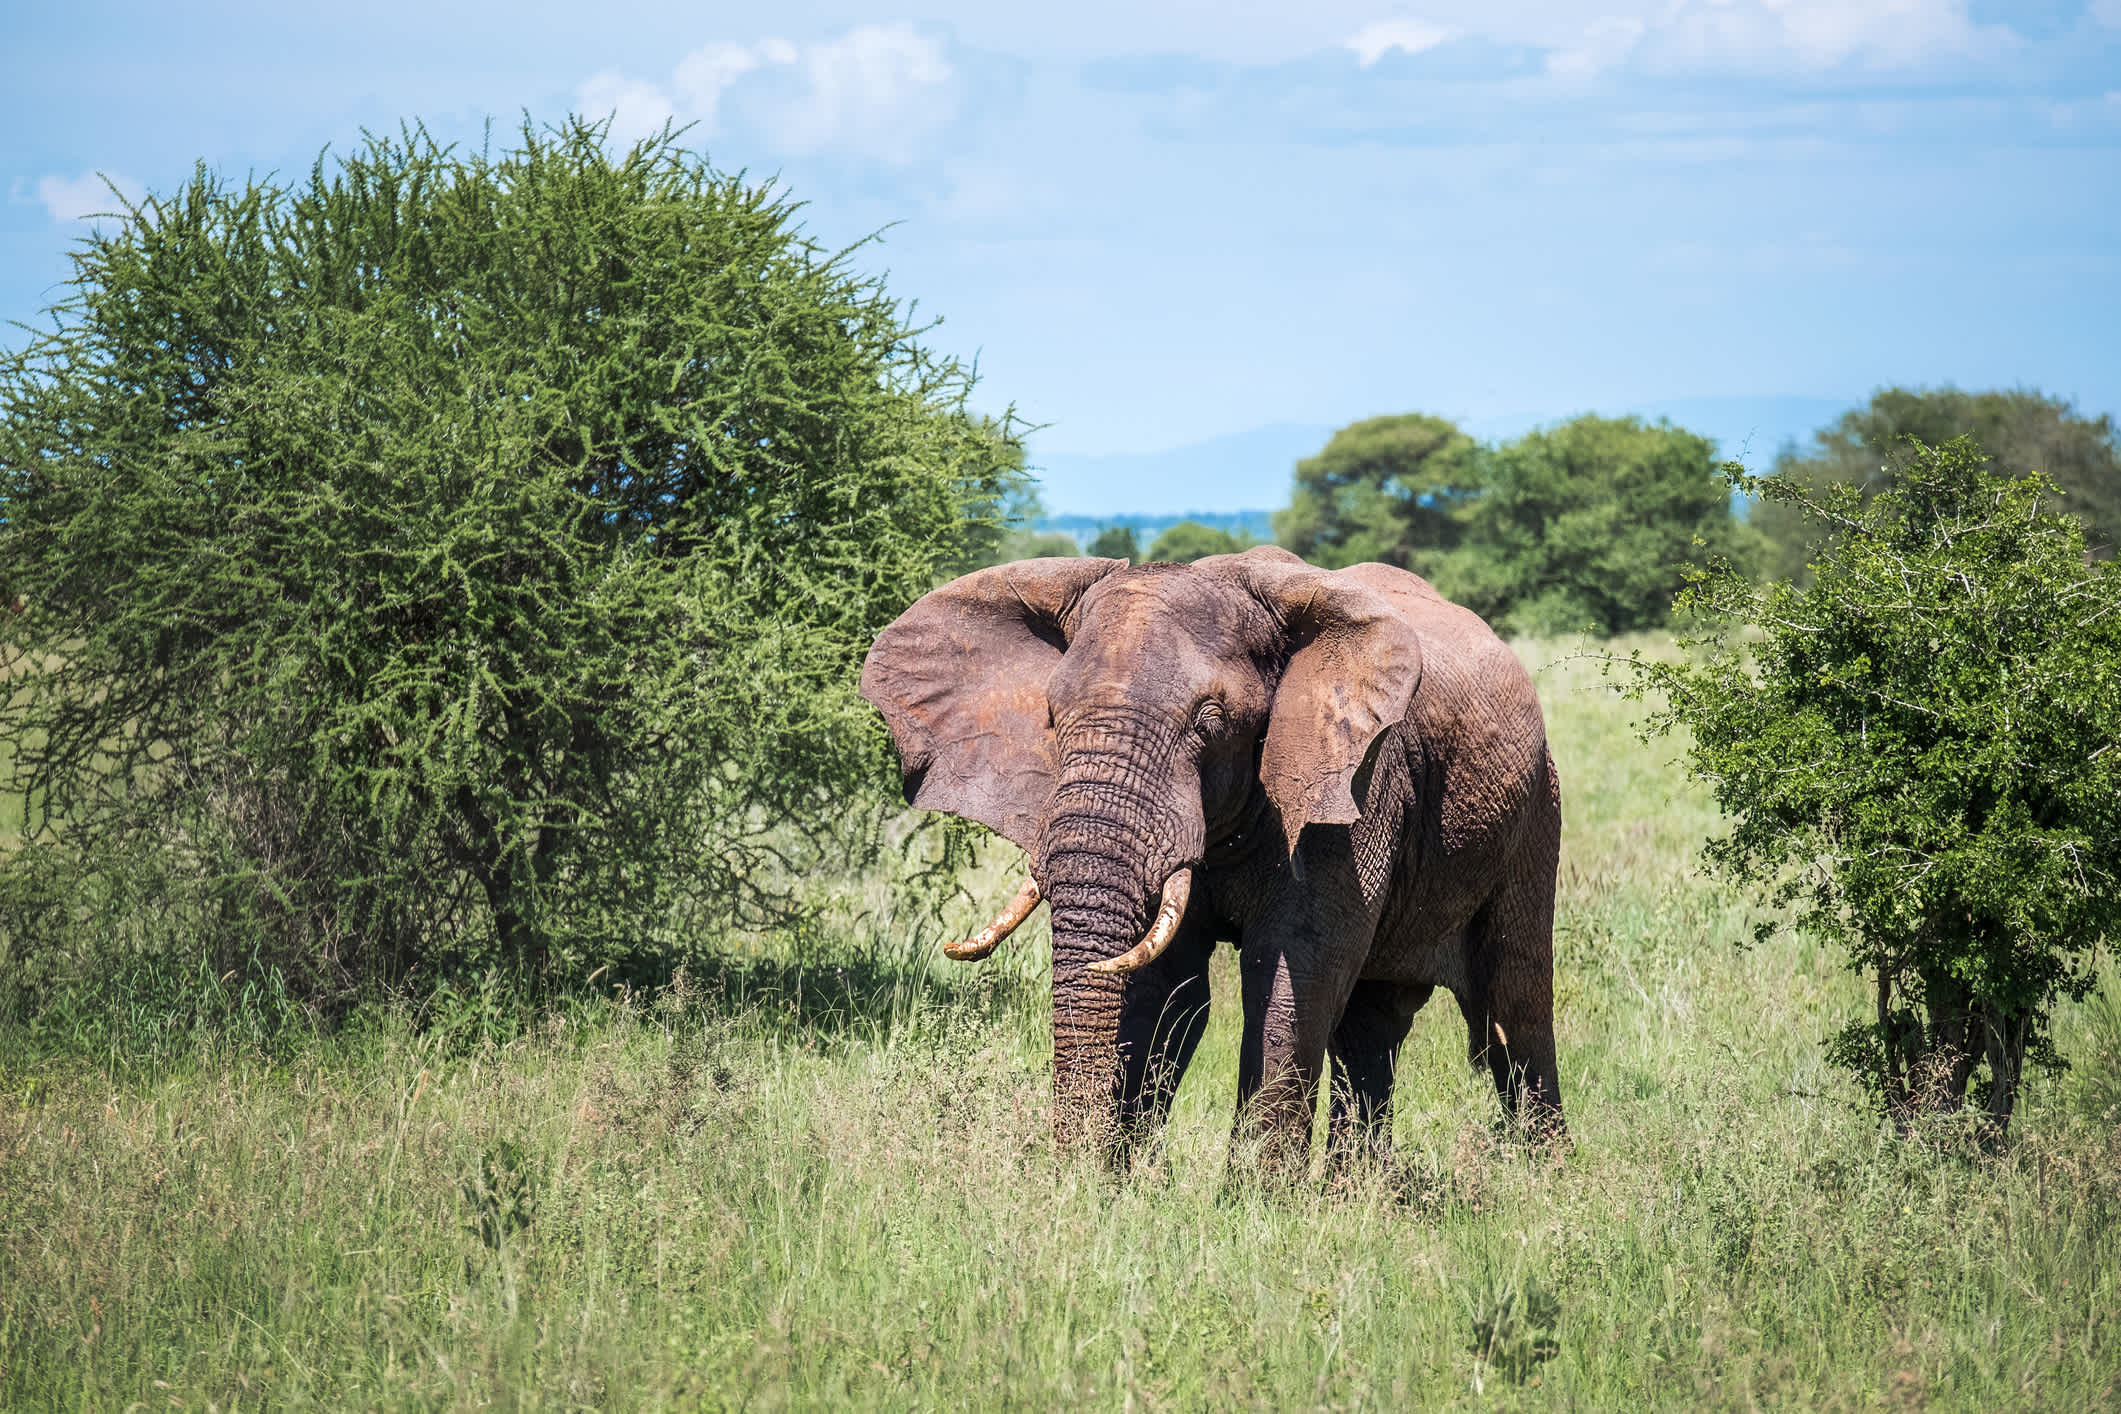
[
  {"xmin": 1043, "ymin": 848, "xmax": 1143, "ymax": 1153},
  {"xmin": 1039, "ymin": 765, "xmax": 1198, "ymax": 1154}
]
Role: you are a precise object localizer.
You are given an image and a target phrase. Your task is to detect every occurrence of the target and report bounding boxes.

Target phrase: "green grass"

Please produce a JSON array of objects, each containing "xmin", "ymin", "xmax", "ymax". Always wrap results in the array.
[{"xmin": 2, "ymin": 637, "xmax": 2117, "ymax": 1410}]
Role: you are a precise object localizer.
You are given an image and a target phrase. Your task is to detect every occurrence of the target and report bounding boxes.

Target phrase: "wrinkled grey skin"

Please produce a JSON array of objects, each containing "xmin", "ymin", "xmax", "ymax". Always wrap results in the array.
[{"xmin": 860, "ymin": 546, "xmax": 1562, "ymax": 1172}]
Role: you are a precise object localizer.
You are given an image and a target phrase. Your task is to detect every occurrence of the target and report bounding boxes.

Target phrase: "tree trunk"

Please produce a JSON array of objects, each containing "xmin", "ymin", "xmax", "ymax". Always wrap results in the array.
[
  {"xmin": 1879, "ymin": 966, "xmax": 1909, "ymax": 1117},
  {"xmin": 1980, "ymin": 1004, "xmax": 2027, "ymax": 1142},
  {"xmin": 455, "ymin": 784, "xmax": 546, "ymax": 975},
  {"xmin": 1920, "ymin": 967, "xmax": 1978, "ymax": 1112}
]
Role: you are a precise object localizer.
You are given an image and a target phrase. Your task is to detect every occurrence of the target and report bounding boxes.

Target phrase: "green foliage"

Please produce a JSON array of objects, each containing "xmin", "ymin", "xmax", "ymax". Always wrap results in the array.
[
  {"xmin": 1756, "ymin": 387, "xmax": 2121, "ymax": 580},
  {"xmin": 1624, "ymin": 438, "xmax": 2121, "ymax": 1134},
  {"xmin": 1272, "ymin": 413, "xmax": 1479, "ymax": 571},
  {"xmin": 975, "ymin": 478, "xmax": 1078, "ymax": 563},
  {"xmin": 0, "ymin": 942, "xmax": 318, "ymax": 1082},
  {"xmin": 2066, "ymin": 976, "xmax": 2121, "ymax": 1125},
  {"xmin": 0, "ymin": 118, "xmax": 1016, "ymax": 1000},
  {"xmin": 1145, "ymin": 520, "xmax": 1251, "ymax": 562},
  {"xmin": 1087, "ymin": 525, "xmax": 1139, "ymax": 560},
  {"xmin": 1437, "ymin": 415, "xmax": 1760, "ymax": 636},
  {"xmin": 1274, "ymin": 413, "xmax": 1755, "ymax": 634}
]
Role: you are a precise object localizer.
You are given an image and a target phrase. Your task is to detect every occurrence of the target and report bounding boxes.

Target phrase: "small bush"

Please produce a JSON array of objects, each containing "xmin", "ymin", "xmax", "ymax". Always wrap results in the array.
[{"xmin": 1624, "ymin": 437, "xmax": 2121, "ymax": 1135}]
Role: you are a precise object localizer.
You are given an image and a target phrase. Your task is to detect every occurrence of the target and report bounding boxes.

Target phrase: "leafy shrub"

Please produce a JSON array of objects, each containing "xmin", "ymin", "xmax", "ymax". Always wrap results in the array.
[
  {"xmin": 1624, "ymin": 437, "xmax": 2121, "ymax": 1135},
  {"xmin": 0, "ymin": 118, "xmax": 1016, "ymax": 1007},
  {"xmin": 463, "ymin": 1140, "xmax": 540, "ymax": 1251},
  {"xmin": 1462, "ymin": 1271, "xmax": 1561, "ymax": 1386}
]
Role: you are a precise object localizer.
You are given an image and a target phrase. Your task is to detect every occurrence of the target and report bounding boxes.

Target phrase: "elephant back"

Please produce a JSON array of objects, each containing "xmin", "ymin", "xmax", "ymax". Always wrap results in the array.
[{"xmin": 1332, "ymin": 561, "xmax": 1552, "ymax": 844}]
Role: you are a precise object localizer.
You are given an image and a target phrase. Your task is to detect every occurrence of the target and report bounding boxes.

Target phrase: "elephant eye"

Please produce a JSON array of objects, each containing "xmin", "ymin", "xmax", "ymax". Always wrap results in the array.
[{"xmin": 1192, "ymin": 699, "xmax": 1226, "ymax": 737}]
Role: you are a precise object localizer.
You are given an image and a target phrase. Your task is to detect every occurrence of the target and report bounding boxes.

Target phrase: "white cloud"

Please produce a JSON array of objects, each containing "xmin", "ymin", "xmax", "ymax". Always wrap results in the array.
[
  {"xmin": 1643, "ymin": 0, "xmax": 2002, "ymax": 71},
  {"xmin": 1346, "ymin": 18, "xmax": 1455, "ymax": 67},
  {"xmin": 628, "ymin": 1, "xmax": 2034, "ymax": 71},
  {"xmin": 576, "ymin": 71, "xmax": 680, "ymax": 148},
  {"xmin": 672, "ymin": 40, "xmax": 796, "ymax": 129},
  {"xmin": 1546, "ymin": 14, "xmax": 1648, "ymax": 78},
  {"xmin": 1340, "ymin": 1, "xmax": 2018, "ymax": 78},
  {"xmin": 36, "ymin": 172, "xmax": 139, "ymax": 224},
  {"xmin": 579, "ymin": 24, "xmax": 952, "ymax": 161},
  {"xmin": 773, "ymin": 24, "xmax": 954, "ymax": 156},
  {"xmin": 1500, "ymin": 0, "xmax": 2005, "ymax": 76},
  {"xmin": 2094, "ymin": 0, "xmax": 2121, "ymax": 28}
]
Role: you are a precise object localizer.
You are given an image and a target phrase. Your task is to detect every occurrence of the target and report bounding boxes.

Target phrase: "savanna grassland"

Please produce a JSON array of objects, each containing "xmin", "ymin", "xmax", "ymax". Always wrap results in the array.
[{"xmin": 2, "ymin": 640, "xmax": 2117, "ymax": 1411}]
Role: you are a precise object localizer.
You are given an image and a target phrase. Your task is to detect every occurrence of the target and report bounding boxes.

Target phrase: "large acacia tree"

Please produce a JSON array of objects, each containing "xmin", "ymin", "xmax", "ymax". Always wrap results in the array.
[{"xmin": 0, "ymin": 120, "xmax": 1019, "ymax": 996}]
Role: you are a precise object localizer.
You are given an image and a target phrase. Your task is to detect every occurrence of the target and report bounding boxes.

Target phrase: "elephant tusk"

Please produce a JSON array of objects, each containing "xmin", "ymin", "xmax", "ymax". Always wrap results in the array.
[
  {"xmin": 1087, "ymin": 869, "xmax": 1193, "ymax": 976},
  {"xmin": 942, "ymin": 876, "xmax": 1043, "ymax": 961}
]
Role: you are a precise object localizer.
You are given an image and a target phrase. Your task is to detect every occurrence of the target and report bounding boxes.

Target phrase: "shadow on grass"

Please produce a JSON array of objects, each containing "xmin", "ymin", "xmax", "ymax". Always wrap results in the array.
[{"xmin": 1, "ymin": 925, "xmax": 1046, "ymax": 1082}]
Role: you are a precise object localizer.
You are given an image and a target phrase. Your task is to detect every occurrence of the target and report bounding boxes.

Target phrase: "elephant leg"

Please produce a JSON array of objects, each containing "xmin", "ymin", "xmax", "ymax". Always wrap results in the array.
[
  {"xmin": 1232, "ymin": 830, "xmax": 1375, "ymax": 1180},
  {"xmin": 1457, "ymin": 875, "xmax": 1564, "ymax": 1137},
  {"xmin": 1115, "ymin": 912, "xmax": 1216, "ymax": 1150},
  {"xmin": 1326, "ymin": 980, "xmax": 1432, "ymax": 1169}
]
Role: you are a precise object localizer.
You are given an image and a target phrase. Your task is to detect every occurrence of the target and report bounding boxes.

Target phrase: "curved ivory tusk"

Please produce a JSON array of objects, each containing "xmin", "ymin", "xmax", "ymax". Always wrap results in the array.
[
  {"xmin": 1087, "ymin": 868, "xmax": 1193, "ymax": 975},
  {"xmin": 942, "ymin": 876, "xmax": 1043, "ymax": 961}
]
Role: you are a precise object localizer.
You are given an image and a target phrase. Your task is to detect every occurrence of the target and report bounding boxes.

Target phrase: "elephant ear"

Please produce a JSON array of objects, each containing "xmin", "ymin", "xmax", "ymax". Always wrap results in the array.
[
  {"xmin": 1209, "ymin": 547, "xmax": 1424, "ymax": 856},
  {"xmin": 860, "ymin": 557, "xmax": 1127, "ymax": 852}
]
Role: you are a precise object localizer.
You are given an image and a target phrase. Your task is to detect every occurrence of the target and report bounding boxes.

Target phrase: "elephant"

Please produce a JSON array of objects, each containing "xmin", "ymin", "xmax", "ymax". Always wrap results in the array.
[{"xmin": 859, "ymin": 545, "xmax": 1563, "ymax": 1172}]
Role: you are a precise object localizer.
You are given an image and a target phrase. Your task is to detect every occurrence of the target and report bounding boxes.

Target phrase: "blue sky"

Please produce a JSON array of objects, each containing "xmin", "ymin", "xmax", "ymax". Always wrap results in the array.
[{"xmin": 6, "ymin": 1, "xmax": 2119, "ymax": 513}]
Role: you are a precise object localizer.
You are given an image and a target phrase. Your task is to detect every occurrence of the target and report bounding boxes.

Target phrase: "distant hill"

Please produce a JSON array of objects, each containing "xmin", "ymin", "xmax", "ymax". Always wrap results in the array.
[{"xmin": 1027, "ymin": 397, "xmax": 1854, "ymax": 518}]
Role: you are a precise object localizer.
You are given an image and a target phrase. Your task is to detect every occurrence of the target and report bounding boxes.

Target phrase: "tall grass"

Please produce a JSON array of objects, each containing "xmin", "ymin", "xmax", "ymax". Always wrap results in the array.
[{"xmin": 1, "ymin": 637, "xmax": 2115, "ymax": 1409}]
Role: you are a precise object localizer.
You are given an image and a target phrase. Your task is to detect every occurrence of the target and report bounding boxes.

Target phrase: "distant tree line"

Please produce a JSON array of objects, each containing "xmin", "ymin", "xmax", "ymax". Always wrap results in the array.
[
  {"xmin": 982, "ymin": 513, "xmax": 1259, "ymax": 565},
  {"xmin": 1262, "ymin": 390, "xmax": 2119, "ymax": 635}
]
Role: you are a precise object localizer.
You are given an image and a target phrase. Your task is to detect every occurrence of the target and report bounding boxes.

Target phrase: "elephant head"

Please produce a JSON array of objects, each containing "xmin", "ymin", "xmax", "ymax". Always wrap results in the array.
[{"xmin": 859, "ymin": 546, "xmax": 1423, "ymax": 1148}]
